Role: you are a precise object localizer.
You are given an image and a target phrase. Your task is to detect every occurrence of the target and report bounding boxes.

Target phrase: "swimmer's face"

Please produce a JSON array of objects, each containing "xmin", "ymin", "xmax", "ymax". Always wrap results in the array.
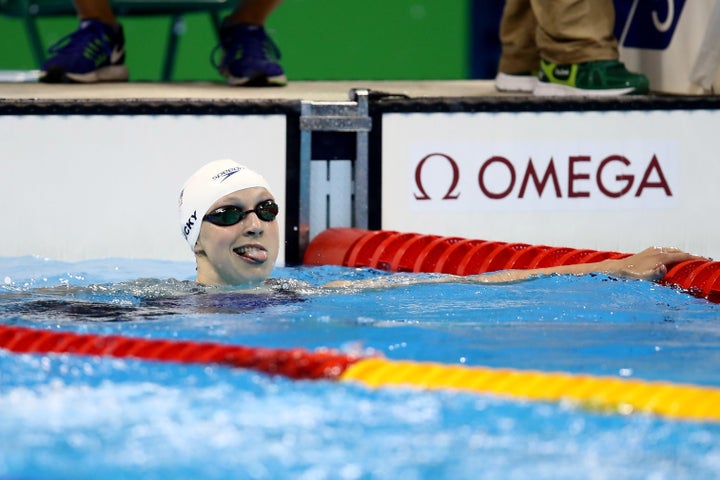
[{"xmin": 194, "ymin": 187, "xmax": 279, "ymax": 286}]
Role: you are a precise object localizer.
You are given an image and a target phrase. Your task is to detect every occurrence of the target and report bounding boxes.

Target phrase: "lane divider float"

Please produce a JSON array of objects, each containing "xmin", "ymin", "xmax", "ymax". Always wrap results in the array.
[
  {"xmin": 303, "ymin": 228, "xmax": 720, "ymax": 303},
  {"xmin": 1, "ymin": 324, "xmax": 719, "ymax": 423}
]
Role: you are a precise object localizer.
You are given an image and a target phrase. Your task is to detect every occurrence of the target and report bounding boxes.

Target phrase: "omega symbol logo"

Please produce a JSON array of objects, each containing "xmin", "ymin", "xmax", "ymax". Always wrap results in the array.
[{"xmin": 414, "ymin": 153, "xmax": 461, "ymax": 200}]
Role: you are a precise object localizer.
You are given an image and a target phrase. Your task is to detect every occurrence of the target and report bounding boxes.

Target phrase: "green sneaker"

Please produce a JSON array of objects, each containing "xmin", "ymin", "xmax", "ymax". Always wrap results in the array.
[{"xmin": 534, "ymin": 59, "xmax": 650, "ymax": 96}]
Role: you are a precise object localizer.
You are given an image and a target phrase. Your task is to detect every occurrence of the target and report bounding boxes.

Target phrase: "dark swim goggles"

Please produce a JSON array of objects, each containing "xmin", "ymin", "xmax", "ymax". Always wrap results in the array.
[{"xmin": 203, "ymin": 200, "xmax": 279, "ymax": 226}]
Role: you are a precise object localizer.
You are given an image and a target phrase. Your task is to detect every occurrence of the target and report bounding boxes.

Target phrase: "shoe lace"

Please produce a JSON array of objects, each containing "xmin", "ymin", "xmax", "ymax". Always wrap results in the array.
[
  {"xmin": 47, "ymin": 22, "xmax": 112, "ymax": 60},
  {"xmin": 210, "ymin": 26, "xmax": 281, "ymax": 69},
  {"xmin": 210, "ymin": 43, "xmax": 224, "ymax": 69}
]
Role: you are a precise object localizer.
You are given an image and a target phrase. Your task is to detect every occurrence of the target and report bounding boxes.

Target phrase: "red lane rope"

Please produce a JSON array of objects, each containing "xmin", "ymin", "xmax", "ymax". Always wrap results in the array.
[
  {"xmin": 304, "ymin": 228, "xmax": 720, "ymax": 303},
  {"xmin": 4, "ymin": 326, "xmax": 720, "ymax": 422},
  {"xmin": 0, "ymin": 325, "xmax": 357, "ymax": 380}
]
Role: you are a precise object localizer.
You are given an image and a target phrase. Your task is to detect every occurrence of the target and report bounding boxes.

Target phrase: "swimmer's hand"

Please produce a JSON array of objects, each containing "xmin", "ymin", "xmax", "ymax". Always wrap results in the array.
[{"xmin": 594, "ymin": 246, "xmax": 707, "ymax": 281}]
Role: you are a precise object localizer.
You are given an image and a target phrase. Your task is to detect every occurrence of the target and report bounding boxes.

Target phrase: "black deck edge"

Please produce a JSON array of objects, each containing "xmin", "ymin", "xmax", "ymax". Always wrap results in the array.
[
  {"xmin": 0, "ymin": 98, "xmax": 301, "ymax": 115},
  {"xmin": 4, "ymin": 91, "xmax": 718, "ymax": 116},
  {"xmin": 364, "ymin": 91, "xmax": 720, "ymax": 113}
]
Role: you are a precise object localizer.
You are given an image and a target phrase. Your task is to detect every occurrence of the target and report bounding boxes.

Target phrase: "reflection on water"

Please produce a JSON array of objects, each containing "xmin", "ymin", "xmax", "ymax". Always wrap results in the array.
[{"xmin": 0, "ymin": 278, "xmax": 307, "ymax": 322}]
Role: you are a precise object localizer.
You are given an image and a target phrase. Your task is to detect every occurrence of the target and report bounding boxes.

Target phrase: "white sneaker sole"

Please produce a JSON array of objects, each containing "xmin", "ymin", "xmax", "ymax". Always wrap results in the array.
[
  {"xmin": 533, "ymin": 82, "xmax": 635, "ymax": 97},
  {"xmin": 494, "ymin": 72, "xmax": 538, "ymax": 93},
  {"xmin": 65, "ymin": 65, "xmax": 129, "ymax": 83},
  {"xmin": 227, "ymin": 73, "xmax": 288, "ymax": 87}
]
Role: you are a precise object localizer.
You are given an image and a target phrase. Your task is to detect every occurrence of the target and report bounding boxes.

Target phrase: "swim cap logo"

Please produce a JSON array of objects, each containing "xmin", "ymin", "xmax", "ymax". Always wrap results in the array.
[{"xmin": 211, "ymin": 167, "xmax": 242, "ymax": 183}]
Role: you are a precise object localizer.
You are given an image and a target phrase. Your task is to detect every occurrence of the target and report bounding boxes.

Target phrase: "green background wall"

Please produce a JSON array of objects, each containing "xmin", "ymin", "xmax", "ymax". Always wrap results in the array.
[{"xmin": 0, "ymin": 0, "xmax": 476, "ymax": 82}]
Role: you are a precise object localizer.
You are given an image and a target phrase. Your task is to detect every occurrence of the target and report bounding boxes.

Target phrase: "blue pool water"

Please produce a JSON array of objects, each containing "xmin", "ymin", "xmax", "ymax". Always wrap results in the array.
[{"xmin": 1, "ymin": 256, "xmax": 720, "ymax": 479}]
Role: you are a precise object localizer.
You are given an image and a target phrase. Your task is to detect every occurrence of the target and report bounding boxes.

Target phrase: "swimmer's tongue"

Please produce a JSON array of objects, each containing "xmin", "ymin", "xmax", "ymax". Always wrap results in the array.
[{"xmin": 235, "ymin": 246, "xmax": 268, "ymax": 263}]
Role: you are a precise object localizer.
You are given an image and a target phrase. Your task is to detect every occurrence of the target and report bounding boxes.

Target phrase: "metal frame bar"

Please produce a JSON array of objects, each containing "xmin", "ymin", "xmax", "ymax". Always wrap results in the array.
[{"xmin": 298, "ymin": 89, "xmax": 371, "ymax": 256}]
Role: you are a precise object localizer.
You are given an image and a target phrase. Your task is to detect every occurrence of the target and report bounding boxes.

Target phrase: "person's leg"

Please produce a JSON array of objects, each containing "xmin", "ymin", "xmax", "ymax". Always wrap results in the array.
[
  {"xmin": 226, "ymin": 0, "xmax": 283, "ymax": 26},
  {"xmin": 498, "ymin": 0, "xmax": 539, "ymax": 73},
  {"xmin": 39, "ymin": 0, "xmax": 128, "ymax": 83},
  {"xmin": 531, "ymin": 0, "xmax": 648, "ymax": 96},
  {"xmin": 215, "ymin": 0, "xmax": 287, "ymax": 86},
  {"xmin": 72, "ymin": 0, "xmax": 117, "ymax": 25},
  {"xmin": 495, "ymin": 0, "xmax": 540, "ymax": 93},
  {"xmin": 533, "ymin": 0, "xmax": 616, "ymax": 64}
]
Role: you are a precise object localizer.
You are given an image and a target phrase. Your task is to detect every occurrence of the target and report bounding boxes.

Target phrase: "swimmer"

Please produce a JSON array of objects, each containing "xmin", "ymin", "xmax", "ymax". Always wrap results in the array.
[
  {"xmin": 180, "ymin": 159, "xmax": 280, "ymax": 287},
  {"xmin": 180, "ymin": 160, "xmax": 705, "ymax": 289}
]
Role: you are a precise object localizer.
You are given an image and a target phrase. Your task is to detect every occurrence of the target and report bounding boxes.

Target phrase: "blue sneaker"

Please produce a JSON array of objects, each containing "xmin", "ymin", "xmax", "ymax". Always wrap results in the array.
[
  {"xmin": 40, "ymin": 19, "xmax": 129, "ymax": 83},
  {"xmin": 213, "ymin": 23, "xmax": 287, "ymax": 86}
]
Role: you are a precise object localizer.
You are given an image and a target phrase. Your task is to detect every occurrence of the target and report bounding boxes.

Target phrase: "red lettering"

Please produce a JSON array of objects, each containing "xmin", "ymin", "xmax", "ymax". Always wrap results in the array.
[
  {"xmin": 597, "ymin": 155, "xmax": 634, "ymax": 198},
  {"xmin": 414, "ymin": 150, "xmax": 673, "ymax": 202},
  {"xmin": 414, "ymin": 153, "xmax": 461, "ymax": 200},
  {"xmin": 519, "ymin": 158, "xmax": 562, "ymax": 198},
  {"xmin": 635, "ymin": 155, "xmax": 673, "ymax": 197},
  {"xmin": 479, "ymin": 156, "xmax": 515, "ymax": 199},
  {"xmin": 568, "ymin": 156, "xmax": 591, "ymax": 198}
]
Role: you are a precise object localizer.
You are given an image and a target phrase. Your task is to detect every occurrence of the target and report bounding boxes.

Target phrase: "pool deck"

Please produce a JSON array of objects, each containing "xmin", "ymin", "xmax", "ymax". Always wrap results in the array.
[{"xmin": 0, "ymin": 79, "xmax": 512, "ymax": 102}]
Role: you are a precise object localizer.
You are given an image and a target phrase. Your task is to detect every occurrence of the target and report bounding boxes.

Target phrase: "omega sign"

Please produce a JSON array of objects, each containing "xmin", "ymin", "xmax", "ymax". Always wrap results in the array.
[{"xmin": 409, "ymin": 142, "xmax": 678, "ymax": 211}]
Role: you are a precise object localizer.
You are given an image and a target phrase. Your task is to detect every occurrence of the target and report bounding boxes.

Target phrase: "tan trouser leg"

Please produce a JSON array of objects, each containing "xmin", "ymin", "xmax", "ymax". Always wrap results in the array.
[
  {"xmin": 498, "ymin": 0, "xmax": 619, "ymax": 72},
  {"xmin": 532, "ymin": 0, "xmax": 618, "ymax": 64},
  {"xmin": 498, "ymin": 0, "xmax": 540, "ymax": 74}
]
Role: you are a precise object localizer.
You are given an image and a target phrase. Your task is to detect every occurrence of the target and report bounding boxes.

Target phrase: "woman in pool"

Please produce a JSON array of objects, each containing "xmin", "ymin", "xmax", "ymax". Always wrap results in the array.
[{"xmin": 179, "ymin": 159, "xmax": 704, "ymax": 289}]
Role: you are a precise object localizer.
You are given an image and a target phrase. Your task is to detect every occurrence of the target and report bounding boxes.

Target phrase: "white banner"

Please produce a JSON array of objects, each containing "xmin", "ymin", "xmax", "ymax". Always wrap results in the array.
[
  {"xmin": 382, "ymin": 110, "xmax": 720, "ymax": 259},
  {"xmin": 0, "ymin": 115, "xmax": 287, "ymax": 262}
]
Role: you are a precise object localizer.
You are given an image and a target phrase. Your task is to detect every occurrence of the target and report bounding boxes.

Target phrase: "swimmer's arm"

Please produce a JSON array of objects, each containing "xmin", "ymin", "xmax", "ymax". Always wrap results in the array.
[
  {"xmin": 322, "ymin": 247, "xmax": 705, "ymax": 289},
  {"xmin": 468, "ymin": 247, "xmax": 699, "ymax": 283}
]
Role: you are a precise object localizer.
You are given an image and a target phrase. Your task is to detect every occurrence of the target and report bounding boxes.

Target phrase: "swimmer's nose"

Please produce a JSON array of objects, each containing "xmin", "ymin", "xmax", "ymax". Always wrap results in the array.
[{"xmin": 243, "ymin": 211, "xmax": 264, "ymax": 236}]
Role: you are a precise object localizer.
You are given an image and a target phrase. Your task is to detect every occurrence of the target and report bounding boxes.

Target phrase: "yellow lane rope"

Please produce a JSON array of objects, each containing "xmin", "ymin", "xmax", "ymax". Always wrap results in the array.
[
  {"xmin": 341, "ymin": 358, "xmax": 720, "ymax": 422},
  {"xmin": 4, "ymin": 324, "xmax": 718, "ymax": 422}
]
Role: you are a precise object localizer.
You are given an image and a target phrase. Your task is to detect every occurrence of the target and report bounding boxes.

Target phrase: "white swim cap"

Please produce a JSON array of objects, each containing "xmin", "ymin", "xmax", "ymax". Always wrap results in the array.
[{"xmin": 179, "ymin": 159, "xmax": 272, "ymax": 250}]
